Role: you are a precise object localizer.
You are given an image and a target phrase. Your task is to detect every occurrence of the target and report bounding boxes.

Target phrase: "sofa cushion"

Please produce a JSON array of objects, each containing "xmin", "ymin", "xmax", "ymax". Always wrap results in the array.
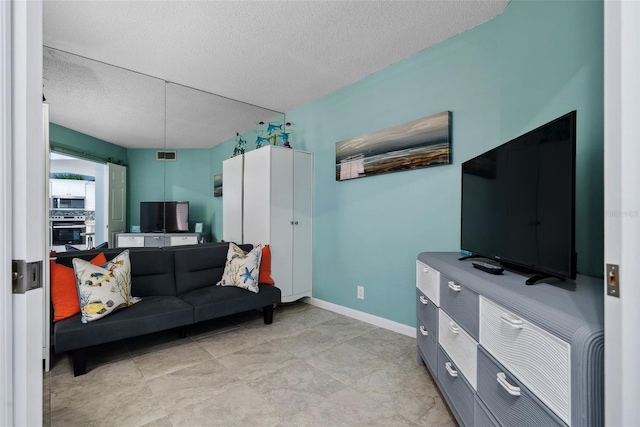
[
  {"xmin": 259, "ymin": 245, "xmax": 275, "ymax": 285},
  {"xmin": 172, "ymin": 243, "xmax": 253, "ymax": 295},
  {"xmin": 180, "ymin": 284, "xmax": 281, "ymax": 323},
  {"xmin": 53, "ymin": 296, "xmax": 193, "ymax": 353},
  {"xmin": 217, "ymin": 243, "xmax": 262, "ymax": 293},
  {"xmin": 73, "ymin": 250, "xmax": 140, "ymax": 323},
  {"xmin": 51, "ymin": 252, "xmax": 107, "ymax": 322}
]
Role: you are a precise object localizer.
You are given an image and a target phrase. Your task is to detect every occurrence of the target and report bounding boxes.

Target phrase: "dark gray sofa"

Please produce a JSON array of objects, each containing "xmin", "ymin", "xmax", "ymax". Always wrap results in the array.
[{"xmin": 52, "ymin": 242, "xmax": 281, "ymax": 376}]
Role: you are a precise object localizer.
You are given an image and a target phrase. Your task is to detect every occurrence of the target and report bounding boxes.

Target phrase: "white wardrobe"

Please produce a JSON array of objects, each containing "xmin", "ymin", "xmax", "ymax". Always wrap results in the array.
[{"xmin": 223, "ymin": 145, "xmax": 313, "ymax": 302}]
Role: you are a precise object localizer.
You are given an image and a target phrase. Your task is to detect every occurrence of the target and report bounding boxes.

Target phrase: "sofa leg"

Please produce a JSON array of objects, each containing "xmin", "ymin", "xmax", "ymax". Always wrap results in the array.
[
  {"xmin": 179, "ymin": 326, "xmax": 187, "ymax": 338},
  {"xmin": 72, "ymin": 348, "xmax": 87, "ymax": 377},
  {"xmin": 263, "ymin": 304, "xmax": 274, "ymax": 325}
]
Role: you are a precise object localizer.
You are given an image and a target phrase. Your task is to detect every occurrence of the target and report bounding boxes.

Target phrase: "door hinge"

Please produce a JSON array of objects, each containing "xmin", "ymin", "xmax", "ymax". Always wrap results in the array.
[{"xmin": 12, "ymin": 260, "xmax": 42, "ymax": 294}]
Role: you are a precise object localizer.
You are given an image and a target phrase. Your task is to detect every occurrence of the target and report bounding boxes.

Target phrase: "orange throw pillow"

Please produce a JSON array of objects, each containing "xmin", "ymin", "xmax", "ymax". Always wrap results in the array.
[
  {"xmin": 259, "ymin": 245, "xmax": 275, "ymax": 285},
  {"xmin": 50, "ymin": 253, "xmax": 107, "ymax": 322}
]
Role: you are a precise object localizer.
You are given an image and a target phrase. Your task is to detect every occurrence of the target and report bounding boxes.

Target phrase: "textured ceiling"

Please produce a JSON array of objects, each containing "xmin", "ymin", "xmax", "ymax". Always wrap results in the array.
[{"xmin": 43, "ymin": 0, "xmax": 508, "ymax": 149}]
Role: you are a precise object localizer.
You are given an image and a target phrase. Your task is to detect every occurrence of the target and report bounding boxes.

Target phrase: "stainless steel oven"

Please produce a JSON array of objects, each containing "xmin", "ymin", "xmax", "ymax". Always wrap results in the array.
[{"xmin": 50, "ymin": 215, "xmax": 86, "ymax": 247}]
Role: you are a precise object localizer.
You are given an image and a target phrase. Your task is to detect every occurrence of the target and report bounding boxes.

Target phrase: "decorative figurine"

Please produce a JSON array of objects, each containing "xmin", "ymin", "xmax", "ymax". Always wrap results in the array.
[{"xmin": 232, "ymin": 133, "xmax": 246, "ymax": 157}]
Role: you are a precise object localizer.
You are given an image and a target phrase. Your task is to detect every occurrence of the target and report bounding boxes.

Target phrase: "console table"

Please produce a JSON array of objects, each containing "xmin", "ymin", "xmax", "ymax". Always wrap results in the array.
[
  {"xmin": 416, "ymin": 252, "xmax": 603, "ymax": 427},
  {"xmin": 116, "ymin": 233, "xmax": 204, "ymax": 248}
]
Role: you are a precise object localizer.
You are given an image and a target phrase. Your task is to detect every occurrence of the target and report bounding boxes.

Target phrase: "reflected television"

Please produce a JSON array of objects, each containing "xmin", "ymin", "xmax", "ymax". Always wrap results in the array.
[{"xmin": 140, "ymin": 201, "xmax": 189, "ymax": 233}]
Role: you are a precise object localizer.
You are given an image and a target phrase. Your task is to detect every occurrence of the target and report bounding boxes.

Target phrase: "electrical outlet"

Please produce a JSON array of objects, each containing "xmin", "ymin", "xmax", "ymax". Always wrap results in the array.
[{"xmin": 357, "ymin": 286, "xmax": 364, "ymax": 299}]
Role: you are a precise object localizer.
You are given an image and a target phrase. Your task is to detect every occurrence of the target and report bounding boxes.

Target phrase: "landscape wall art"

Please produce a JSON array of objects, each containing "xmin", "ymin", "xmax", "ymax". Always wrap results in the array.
[{"xmin": 335, "ymin": 111, "xmax": 451, "ymax": 181}]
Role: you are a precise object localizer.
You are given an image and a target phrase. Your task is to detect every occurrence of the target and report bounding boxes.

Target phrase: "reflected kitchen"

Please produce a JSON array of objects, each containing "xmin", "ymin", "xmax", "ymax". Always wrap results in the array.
[{"xmin": 49, "ymin": 158, "xmax": 99, "ymax": 252}]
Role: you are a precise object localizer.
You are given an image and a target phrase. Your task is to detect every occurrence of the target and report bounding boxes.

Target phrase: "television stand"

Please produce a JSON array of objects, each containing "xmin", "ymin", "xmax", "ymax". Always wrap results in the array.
[
  {"xmin": 416, "ymin": 252, "xmax": 603, "ymax": 427},
  {"xmin": 116, "ymin": 232, "xmax": 205, "ymax": 248}
]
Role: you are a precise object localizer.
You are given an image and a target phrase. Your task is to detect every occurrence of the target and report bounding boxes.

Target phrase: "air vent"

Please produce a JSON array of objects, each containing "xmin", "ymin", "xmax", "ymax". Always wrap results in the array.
[{"xmin": 156, "ymin": 151, "xmax": 177, "ymax": 161}]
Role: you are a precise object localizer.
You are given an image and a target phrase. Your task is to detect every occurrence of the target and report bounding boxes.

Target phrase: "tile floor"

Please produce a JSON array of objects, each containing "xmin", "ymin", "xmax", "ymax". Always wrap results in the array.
[{"xmin": 44, "ymin": 301, "xmax": 456, "ymax": 427}]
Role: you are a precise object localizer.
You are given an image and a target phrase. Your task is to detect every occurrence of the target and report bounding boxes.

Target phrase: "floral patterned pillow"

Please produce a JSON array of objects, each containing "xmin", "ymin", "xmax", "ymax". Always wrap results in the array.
[
  {"xmin": 216, "ymin": 243, "xmax": 262, "ymax": 293},
  {"xmin": 73, "ymin": 249, "xmax": 141, "ymax": 323}
]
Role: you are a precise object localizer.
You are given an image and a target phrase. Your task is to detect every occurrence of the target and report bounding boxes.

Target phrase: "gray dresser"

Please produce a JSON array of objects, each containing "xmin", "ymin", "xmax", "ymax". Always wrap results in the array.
[{"xmin": 416, "ymin": 252, "xmax": 603, "ymax": 427}]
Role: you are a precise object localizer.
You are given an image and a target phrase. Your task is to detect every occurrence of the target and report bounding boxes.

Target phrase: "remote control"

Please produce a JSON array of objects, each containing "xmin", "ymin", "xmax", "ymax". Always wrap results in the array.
[{"xmin": 472, "ymin": 261, "xmax": 504, "ymax": 275}]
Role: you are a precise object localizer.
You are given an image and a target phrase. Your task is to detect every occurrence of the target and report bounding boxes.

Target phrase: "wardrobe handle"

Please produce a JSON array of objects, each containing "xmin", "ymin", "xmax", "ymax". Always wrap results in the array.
[
  {"xmin": 422, "ymin": 267, "xmax": 429, "ymax": 273},
  {"xmin": 290, "ymin": 221, "xmax": 294, "ymax": 225},
  {"xmin": 448, "ymin": 321, "xmax": 460, "ymax": 334},
  {"xmin": 419, "ymin": 326, "xmax": 429, "ymax": 336},
  {"xmin": 500, "ymin": 312, "xmax": 524, "ymax": 329},
  {"xmin": 419, "ymin": 296, "xmax": 429, "ymax": 305},
  {"xmin": 497, "ymin": 372, "xmax": 521, "ymax": 396},
  {"xmin": 447, "ymin": 281, "xmax": 461, "ymax": 292},
  {"xmin": 445, "ymin": 362, "xmax": 458, "ymax": 377},
  {"xmin": 294, "ymin": 221, "xmax": 299, "ymax": 225}
]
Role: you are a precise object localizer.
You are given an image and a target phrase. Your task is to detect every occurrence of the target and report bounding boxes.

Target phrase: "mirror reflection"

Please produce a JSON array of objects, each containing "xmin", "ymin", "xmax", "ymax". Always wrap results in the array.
[{"xmin": 43, "ymin": 47, "xmax": 283, "ymax": 252}]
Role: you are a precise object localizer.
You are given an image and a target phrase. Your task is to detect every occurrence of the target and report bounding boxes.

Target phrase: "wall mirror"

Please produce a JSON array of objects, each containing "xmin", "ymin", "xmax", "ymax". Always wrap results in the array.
[{"xmin": 43, "ymin": 46, "xmax": 283, "ymax": 250}]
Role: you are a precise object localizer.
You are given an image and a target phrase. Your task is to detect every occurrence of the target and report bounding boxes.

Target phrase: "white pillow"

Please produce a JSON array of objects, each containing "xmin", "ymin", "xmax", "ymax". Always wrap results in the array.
[
  {"xmin": 73, "ymin": 249, "xmax": 141, "ymax": 323},
  {"xmin": 216, "ymin": 243, "xmax": 262, "ymax": 293}
]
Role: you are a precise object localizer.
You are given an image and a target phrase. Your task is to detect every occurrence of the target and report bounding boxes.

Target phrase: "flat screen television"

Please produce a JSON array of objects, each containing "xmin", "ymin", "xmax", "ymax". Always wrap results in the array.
[
  {"xmin": 461, "ymin": 111, "xmax": 576, "ymax": 283},
  {"xmin": 140, "ymin": 201, "xmax": 189, "ymax": 233}
]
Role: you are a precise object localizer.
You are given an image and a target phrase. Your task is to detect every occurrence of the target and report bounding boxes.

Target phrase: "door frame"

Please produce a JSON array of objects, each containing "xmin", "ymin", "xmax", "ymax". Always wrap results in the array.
[
  {"xmin": 0, "ymin": 0, "xmax": 14, "ymax": 424},
  {"xmin": 604, "ymin": 0, "xmax": 640, "ymax": 425}
]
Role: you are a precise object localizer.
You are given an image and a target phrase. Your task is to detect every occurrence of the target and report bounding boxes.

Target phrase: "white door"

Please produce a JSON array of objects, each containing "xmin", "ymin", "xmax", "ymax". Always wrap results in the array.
[
  {"xmin": 2, "ymin": 1, "xmax": 45, "ymax": 425},
  {"xmin": 604, "ymin": 1, "xmax": 640, "ymax": 425},
  {"xmin": 107, "ymin": 163, "xmax": 127, "ymax": 247}
]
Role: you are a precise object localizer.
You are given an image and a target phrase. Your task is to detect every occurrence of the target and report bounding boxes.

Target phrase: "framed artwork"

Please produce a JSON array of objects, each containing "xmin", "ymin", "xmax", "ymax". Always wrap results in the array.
[
  {"xmin": 213, "ymin": 174, "xmax": 223, "ymax": 197},
  {"xmin": 194, "ymin": 223, "xmax": 203, "ymax": 233},
  {"xmin": 335, "ymin": 111, "xmax": 452, "ymax": 181}
]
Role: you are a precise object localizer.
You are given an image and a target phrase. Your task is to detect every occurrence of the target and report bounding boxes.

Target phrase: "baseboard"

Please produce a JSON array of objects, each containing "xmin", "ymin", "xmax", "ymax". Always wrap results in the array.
[{"xmin": 304, "ymin": 297, "xmax": 416, "ymax": 338}]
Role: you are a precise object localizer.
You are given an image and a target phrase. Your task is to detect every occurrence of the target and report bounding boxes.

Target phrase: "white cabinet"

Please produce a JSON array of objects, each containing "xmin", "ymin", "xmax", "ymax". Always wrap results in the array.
[
  {"xmin": 241, "ymin": 145, "xmax": 313, "ymax": 302},
  {"xmin": 50, "ymin": 178, "xmax": 86, "ymax": 197},
  {"xmin": 84, "ymin": 181, "xmax": 96, "ymax": 211}
]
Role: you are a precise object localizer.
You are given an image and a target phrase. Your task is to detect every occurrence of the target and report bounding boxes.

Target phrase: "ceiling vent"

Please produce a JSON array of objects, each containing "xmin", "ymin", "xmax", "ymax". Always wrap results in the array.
[{"xmin": 156, "ymin": 151, "xmax": 177, "ymax": 161}]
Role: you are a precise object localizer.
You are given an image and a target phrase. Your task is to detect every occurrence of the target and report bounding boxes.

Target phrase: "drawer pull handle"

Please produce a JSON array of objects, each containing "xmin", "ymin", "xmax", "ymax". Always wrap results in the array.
[
  {"xmin": 419, "ymin": 326, "xmax": 429, "ymax": 336},
  {"xmin": 448, "ymin": 321, "xmax": 460, "ymax": 334},
  {"xmin": 447, "ymin": 281, "xmax": 461, "ymax": 292},
  {"xmin": 419, "ymin": 296, "xmax": 429, "ymax": 305},
  {"xmin": 445, "ymin": 362, "xmax": 458, "ymax": 377},
  {"xmin": 497, "ymin": 372, "xmax": 521, "ymax": 396},
  {"xmin": 422, "ymin": 267, "xmax": 429, "ymax": 273},
  {"xmin": 500, "ymin": 312, "xmax": 524, "ymax": 329}
]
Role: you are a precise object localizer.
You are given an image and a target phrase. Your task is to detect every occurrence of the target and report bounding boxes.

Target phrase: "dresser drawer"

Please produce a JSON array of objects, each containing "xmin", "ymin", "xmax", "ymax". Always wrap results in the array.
[
  {"xmin": 417, "ymin": 315, "xmax": 438, "ymax": 377},
  {"xmin": 475, "ymin": 396, "xmax": 500, "ymax": 427},
  {"xmin": 477, "ymin": 346, "xmax": 565, "ymax": 427},
  {"xmin": 439, "ymin": 277, "xmax": 479, "ymax": 341},
  {"xmin": 437, "ymin": 345, "xmax": 475, "ymax": 427},
  {"xmin": 117, "ymin": 235, "xmax": 144, "ymax": 247},
  {"xmin": 416, "ymin": 289, "xmax": 438, "ymax": 334},
  {"xmin": 416, "ymin": 261, "xmax": 440, "ymax": 306},
  {"xmin": 479, "ymin": 297, "xmax": 571, "ymax": 425},
  {"xmin": 438, "ymin": 310, "xmax": 477, "ymax": 390},
  {"xmin": 144, "ymin": 235, "xmax": 167, "ymax": 247},
  {"xmin": 169, "ymin": 235, "xmax": 198, "ymax": 246}
]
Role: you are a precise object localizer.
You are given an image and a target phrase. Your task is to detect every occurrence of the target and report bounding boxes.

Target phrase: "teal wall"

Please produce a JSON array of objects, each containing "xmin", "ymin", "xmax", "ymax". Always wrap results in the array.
[
  {"xmin": 127, "ymin": 149, "xmax": 216, "ymax": 237},
  {"xmin": 49, "ymin": 123, "xmax": 128, "ymax": 165},
  {"xmin": 54, "ymin": 0, "xmax": 604, "ymax": 328},
  {"xmin": 210, "ymin": 0, "xmax": 604, "ymax": 327}
]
